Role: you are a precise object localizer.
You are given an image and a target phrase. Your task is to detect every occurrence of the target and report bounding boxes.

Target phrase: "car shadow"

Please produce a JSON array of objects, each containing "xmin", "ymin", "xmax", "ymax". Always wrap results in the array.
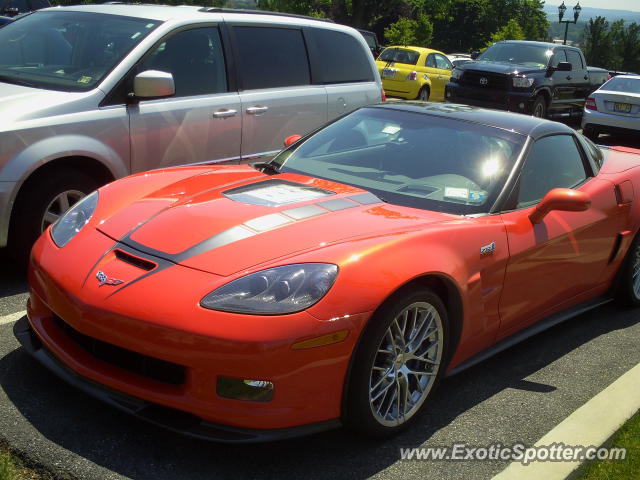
[{"xmin": 0, "ymin": 302, "xmax": 638, "ymax": 480}]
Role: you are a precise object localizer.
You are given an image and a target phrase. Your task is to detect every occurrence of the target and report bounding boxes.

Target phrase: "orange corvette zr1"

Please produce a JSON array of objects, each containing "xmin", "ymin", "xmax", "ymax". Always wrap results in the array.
[{"xmin": 16, "ymin": 103, "xmax": 640, "ymax": 442}]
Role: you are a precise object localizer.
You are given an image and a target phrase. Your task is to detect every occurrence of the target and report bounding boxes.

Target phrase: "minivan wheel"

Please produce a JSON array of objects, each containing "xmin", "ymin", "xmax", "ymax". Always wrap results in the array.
[
  {"xmin": 9, "ymin": 169, "xmax": 99, "ymax": 267},
  {"xmin": 344, "ymin": 287, "xmax": 448, "ymax": 437},
  {"xmin": 417, "ymin": 86, "xmax": 430, "ymax": 101},
  {"xmin": 616, "ymin": 235, "xmax": 640, "ymax": 307}
]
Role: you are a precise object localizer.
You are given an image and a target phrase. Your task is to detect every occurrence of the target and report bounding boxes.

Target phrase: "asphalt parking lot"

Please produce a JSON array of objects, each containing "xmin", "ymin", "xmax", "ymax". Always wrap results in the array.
[{"xmin": 0, "ymin": 131, "xmax": 639, "ymax": 480}]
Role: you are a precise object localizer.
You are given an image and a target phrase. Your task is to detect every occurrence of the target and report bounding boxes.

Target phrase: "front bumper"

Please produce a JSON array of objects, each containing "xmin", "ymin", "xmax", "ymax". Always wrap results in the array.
[
  {"xmin": 445, "ymin": 82, "xmax": 533, "ymax": 113},
  {"xmin": 22, "ymin": 228, "xmax": 370, "ymax": 439},
  {"xmin": 582, "ymin": 107, "xmax": 640, "ymax": 133}
]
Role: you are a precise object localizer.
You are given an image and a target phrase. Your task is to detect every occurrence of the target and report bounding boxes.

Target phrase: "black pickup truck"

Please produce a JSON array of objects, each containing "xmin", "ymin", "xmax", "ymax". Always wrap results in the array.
[
  {"xmin": 445, "ymin": 41, "xmax": 609, "ymax": 118},
  {"xmin": 0, "ymin": 0, "xmax": 49, "ymax": 26}
]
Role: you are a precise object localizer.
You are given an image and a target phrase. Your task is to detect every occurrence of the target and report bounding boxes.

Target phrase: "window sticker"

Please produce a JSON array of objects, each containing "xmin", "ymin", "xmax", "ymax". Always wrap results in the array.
[
  {"xmin": 131, "ymin": 32, "xmax": 141, "ymax": 39},
  {"xmin": 382, "ymin": 125, "xmax": 401, "ymax": 135},
  {"xmin": 468, "ymin": 190, "xmax": 487, "ymax": 203},
  {"xmin": 77, "ymin": 76, "xmax": 92, "ymax": 84},
  {"xmin": 444, "ymin": 186, "xmax": 469, "ymax": 200}
]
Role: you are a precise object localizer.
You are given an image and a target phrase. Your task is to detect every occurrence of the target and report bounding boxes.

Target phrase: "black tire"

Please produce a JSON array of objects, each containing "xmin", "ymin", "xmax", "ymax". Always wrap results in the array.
[
  {"xmin": 583, "ymin": 126, "xmax": 600, "ymax": 141},
  {"xmin": 531, "ymin": 95, "xmax": 547, "ymax": 118},
  {"xmin": 417, "ymin": 86, "xmax": 430, "ymax": 101},
  {"xmin": 343, "ymin": 287, "xmax": 450, "ymax": 438},
  {"xmin": 8, "ymin": 169, "xmax": 99, "ymax": 267},
  {"xmin": 615, "ymin": 234, "xmax": 640, "ymax": 307}
]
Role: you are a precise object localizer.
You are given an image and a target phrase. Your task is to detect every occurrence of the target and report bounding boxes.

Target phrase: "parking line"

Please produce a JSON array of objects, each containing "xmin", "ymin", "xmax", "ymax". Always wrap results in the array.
[
  {"xmin": 0, "ymin": 310, "xmax": 26, "ymax": 325},
  {"xmin": 492, "ymin": 362, "xmax": 640, "ymax": 480}
]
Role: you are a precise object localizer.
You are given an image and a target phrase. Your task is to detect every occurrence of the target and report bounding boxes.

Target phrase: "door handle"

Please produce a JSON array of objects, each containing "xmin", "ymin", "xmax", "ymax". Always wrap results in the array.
[
  {"xmin": 584, "ymin": 75, "xmax": 589, "ymax": 80},
  {"xmin": 213, "ymin": 109, "xmax": 237, "ymax": 118},
  {"xmin": 246, "ymin": 106, "xmax": 269, "ymax": 115},
  {"xmin": 566, "ymin": 75, "xmax": 572, "ymax": 80}
]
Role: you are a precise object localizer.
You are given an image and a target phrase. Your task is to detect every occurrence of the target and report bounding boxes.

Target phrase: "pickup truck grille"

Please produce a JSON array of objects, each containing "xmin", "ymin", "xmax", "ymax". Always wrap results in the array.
[{"xmin": 461, "ymin": 71, "xmax": 508, "ymax": 90}]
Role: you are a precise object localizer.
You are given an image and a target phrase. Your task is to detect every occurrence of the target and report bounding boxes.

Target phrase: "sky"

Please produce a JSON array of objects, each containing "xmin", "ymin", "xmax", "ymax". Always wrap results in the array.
[{"xmin": 549, "ymin": 0, "xmax": 640, "ymax": 12}]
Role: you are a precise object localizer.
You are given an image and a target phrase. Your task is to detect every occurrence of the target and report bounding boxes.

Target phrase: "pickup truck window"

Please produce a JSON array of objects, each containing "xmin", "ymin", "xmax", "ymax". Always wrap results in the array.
[
  {"xmin": 550, "ymin": 49, "xmax": 566, "ymax": 68},
  {"xmin": 566, "ymin": 50, "xmax": 584, "ymax": 70},
  {"xmin": 479, "ymin": 43, "xmax": 554, "ymax": 69},
  {"xmin": 0, "ymin": 11, "xmax": 160, "ymax": 92}
]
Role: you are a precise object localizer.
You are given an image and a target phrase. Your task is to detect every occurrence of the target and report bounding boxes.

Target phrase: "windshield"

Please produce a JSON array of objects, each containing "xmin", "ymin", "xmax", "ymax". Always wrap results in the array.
[
  {"xmin": 378, "ymin": 48, "xmax": 420, "ymax": 65},
  {"xmin": 0, "ymin": 11, "xmax": 161, "ymax": 91},
  {"xmin": 601, "ymin": 76, "xmax": 640, "ymax": 94},
  {"xmin": 272, "ymin": 107, "xmax": 525, "ymax": 215},
  {"xmin": 478, "ymin": 43, "xmax": 553, "ymax": 69}
]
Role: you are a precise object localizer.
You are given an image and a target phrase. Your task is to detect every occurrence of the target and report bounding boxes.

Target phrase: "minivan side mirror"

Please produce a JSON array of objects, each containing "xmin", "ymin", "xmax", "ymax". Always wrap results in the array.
[
  {"xmin": 470, "ymin": 51, "xmax": 480, "ymax": 60},
  {"xmin": 133, "ymin": 70, "xmax": 175, "ymax": 100},
  {"xmin": 529, "ymin": 188, "xmax": 590, "ymax": 224}
]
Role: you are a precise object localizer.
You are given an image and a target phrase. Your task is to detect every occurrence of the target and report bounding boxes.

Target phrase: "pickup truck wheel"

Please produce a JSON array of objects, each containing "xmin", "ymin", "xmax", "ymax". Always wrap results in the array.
[
  {"xmin": 531, "ymin": 96, "xmax": 547, "ymax": 118},
  {"xmin": 417, "ymin": 86, "xmax": 430, "ymax": 101},
  {"xmin": 9, "ymin": 169, "xmax": 99, "ymax": 267}
]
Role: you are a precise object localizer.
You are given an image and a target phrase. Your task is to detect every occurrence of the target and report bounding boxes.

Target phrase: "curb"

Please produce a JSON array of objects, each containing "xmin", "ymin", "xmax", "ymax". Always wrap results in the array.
[{"xmin": 492, "ymin": 362, "xmax": 640, "ymax": 480}]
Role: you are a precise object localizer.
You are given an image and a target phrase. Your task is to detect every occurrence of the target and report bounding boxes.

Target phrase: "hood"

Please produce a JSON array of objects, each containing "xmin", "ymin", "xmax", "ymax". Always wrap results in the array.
[
  {"xmin": 97, "ymin": 167, "xmax": 453, "ymax": 276},
  {"xmin": 0, "ymin": 81, "xmax": 93, "ymax": 128},
  {"xmin": 459, "ymin": 61, "xmax": 542, "ymax": 76}
]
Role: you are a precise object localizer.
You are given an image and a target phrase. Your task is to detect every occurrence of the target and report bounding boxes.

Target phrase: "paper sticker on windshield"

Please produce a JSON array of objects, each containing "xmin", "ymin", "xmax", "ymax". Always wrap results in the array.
[
  {"xmin": 382, "ymin": 125, "xmax": 401, "ymax": 135},
  {"xmin": 469, "ymin": 190, "xmax": 487, "ymax": 203},
  {"xmin": 145, "ymin": 23, "xmax": 155, "ymax": 29},
  {"xmin": 444, "ymin": 187, "xmax": 469, "ymax": 200},
  {"xmin": 77, "ymin": 76, "xmax": 92, "ymax": 84},
  {"xmin": 131, "ymin": 32, "xmax": 141, "ymax": 39}
]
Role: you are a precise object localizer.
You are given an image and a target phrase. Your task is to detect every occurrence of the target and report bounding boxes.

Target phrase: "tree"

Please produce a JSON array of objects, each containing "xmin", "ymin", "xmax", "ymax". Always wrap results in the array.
[
  {"xmin": 584, "ymin": 16, "xmax": 614, "ymax": 69},
  {"xmin": 487, "ymin": 18, "xmax": 525, "ymax": 46},
  {"xmin": 384, "ymin": 17, "xmax": 417, "ymax": 45}
]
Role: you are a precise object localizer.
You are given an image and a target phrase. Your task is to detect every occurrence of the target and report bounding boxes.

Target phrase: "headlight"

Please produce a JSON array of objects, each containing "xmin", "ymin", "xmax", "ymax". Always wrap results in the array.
[
  {"xmin": 450, "ymin": 68, "xmax": 462, "ymax": 80},
  {"xmin": 201, "ymin": 263, "xmax": 338, "ymax": 315},
  {"xmin": 513, "ymin": 76, "xmax": 534, "ymax": 88},
  {"xmin": 50, "ymin": 191, "xmax": 98, "ymax": 247}
]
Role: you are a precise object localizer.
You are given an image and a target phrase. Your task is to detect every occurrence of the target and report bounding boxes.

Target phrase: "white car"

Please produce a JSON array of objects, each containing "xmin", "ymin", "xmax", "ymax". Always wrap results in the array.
[
  {"xmin": 582, "ymin": 74, "xmax": 640, "ymax": 140},
  {"xmin": 446, "ymin": 53, "xmax": 472, "ymax": 68}
]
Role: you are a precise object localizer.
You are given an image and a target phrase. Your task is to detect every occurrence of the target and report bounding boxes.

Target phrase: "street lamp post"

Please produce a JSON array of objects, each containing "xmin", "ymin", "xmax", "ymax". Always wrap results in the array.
[{"xmin": 558, "ymin": 1, "xmax": 582, "ymax": 45}]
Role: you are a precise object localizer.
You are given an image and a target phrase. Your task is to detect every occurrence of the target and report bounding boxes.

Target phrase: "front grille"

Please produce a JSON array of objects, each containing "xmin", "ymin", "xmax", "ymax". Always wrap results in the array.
[
  {"xmin": 461, "ymin": 70, "xmax": 508, "ymax": 90},
  {"xmin": 54, "ymin": 315, "xmax": 186, "ymax": 386}
]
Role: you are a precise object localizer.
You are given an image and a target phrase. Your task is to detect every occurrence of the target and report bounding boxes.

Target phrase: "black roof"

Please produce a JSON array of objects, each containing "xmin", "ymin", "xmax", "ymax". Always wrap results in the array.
[{"xmin": 372, "ymin": 101, "xmax": 575, "ymax": 140}]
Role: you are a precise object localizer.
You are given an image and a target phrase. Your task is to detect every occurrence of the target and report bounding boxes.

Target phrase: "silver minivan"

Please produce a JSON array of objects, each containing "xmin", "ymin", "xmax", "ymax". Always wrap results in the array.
[{"xmin": 0, "ymin": 5, "xmax": 382, "ymax": 260}]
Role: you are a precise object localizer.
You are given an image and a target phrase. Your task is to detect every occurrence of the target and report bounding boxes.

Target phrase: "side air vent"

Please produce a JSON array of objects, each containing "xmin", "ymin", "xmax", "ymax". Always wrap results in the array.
[{"xmin": 115, "ymin": 250, "xmax": 156, "ymax": 271}]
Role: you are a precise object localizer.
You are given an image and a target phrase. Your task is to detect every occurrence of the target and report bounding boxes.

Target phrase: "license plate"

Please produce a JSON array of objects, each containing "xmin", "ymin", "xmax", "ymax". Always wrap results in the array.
[
  {"xmin": 614, "ymin": 102, "xmax": 632, "ymax": 113},
  {"xmin": 381, "ymin": 68, "xmax": 397, "ymax": 79}
]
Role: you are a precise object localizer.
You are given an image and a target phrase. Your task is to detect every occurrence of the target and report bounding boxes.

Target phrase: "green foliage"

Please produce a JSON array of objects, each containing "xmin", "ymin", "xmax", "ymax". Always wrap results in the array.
[
  {"xmin": 384, "ymin": 17, "xmax": 417, "ymax": 46},
  {"xmin": 584, "ymin": 16, "xmax": 614, "ymax": 68},
  {"xmin": 487, "ymin": 18, "xmax": 525, "ymax": 46}
]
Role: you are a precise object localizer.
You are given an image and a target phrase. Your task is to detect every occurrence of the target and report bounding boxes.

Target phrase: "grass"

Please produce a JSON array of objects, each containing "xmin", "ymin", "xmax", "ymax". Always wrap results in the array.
[
  {"xmin": 576, "ymin": 411, "xmax": 640, "ymax": 480},
  {"xmin": 0, "ymin": 442, "xmax": 52, "ymax": 480}
]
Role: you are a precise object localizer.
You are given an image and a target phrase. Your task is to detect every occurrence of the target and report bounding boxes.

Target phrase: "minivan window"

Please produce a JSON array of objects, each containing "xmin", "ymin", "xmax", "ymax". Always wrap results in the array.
[
  {"xmin": 312, "ymin": 29, "xmax": 373, "ymax": 83},
  {"xmin": 233, "ymin": 26, "xmax": 310, "ymax": 90},
  {"xmin": 140, "ymin": 27, "xmax": 227, "ymax": 97},
  {"xmin": 0, "ymin": 11, "xmax": 160, "ymax": 92}
]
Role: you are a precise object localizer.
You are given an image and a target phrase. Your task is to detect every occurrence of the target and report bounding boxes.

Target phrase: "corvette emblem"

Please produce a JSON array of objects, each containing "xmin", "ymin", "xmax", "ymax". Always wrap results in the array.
[
  {"xmin": 96, "ymin": 270, "xmax": 124, "ymax": 287},
  {"xmin": 479, "ymin": 77, "xmax": 488, "ymax": 86},
  {"xmin": 480, "ymin": 242, "xmax": 495, "ymax": 256}
]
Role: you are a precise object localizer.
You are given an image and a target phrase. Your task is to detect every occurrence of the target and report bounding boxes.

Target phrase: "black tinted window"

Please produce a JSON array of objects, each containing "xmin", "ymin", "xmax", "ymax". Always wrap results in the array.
[
  {"xmin": 312, "ymin": 29, "xmax": 373, "ymax": 83},
  {"xmin": 566, "ymin": 49, "xmax": 583, "ymax": 69},
  {"xmin": 517, "ymin": 135, "xmax": 587, "ymax": 207},
  {"xmin": 234, "ymin": 26, "xmax": 310, "ymax": 89},
  {"xmin": 550, "ymin": 49, "xmax": 567, "ymax": 67},
  {"xmin": 141, "ymin": 27, "xmax": 227, "ymax": 97},
  {"xmin": 379, "ymin": 47, "xmax": 419, "ymax": 65}
]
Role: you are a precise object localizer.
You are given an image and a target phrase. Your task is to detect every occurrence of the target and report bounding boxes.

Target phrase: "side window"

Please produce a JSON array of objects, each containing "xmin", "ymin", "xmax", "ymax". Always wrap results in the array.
[
  {"xmin": 516, "ymin": 135, "xmax": 588, "ymax": 207},
  {"xmin": 311, "ymin": 29, "xmax": 373, "ymax": 83},
  {"xmin": 233, "ymin": 26, "xmax": 310, "ymax": 90},
  {"xmin": 139, "ymin": 27, "xmax": 227, "ymax": 97},
  {"xmin": 566, "ymin": 50, "xmax": 584, "ymax": 70},
  {"xmin": 434, "ymin": 53, "xmax": 452, "ymax": 70},
  {"xmin": 550, "ymin": 49, "xmax": 567, "ymax": 68},
  {"xmin": 425, "ymin": 53, "xmax": 437, "ymax": 68}
]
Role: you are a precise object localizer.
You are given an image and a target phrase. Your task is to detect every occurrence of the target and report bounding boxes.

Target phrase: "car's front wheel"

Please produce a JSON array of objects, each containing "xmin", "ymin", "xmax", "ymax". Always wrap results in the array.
[
  {"xmin": 616, "ymin": 234, "xmax": 640, "ymax": 307},
  {"xmin": 417, "ymin": 86, "xmax": 430, "ymax": 101},
  {"xmin": 344, "ymin": 287, "xmax": 448, "ymax": 437}
]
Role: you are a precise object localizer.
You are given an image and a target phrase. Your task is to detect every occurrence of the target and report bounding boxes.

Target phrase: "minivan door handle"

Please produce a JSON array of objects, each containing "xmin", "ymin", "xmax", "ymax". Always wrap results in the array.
[
  {"xmin": 246, "ymin": 106, "xmax": 269, "ymax": 115},
  {"xmin": 213, "ymin": 109, "xmax": 237, "ymax": 118}
]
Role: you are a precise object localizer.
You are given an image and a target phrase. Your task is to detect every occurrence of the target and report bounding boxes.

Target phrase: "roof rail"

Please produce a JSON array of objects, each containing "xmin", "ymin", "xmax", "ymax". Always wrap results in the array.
[{"xmin": 197, "ymin": 7, "xmax": 334, "ymax": 23}]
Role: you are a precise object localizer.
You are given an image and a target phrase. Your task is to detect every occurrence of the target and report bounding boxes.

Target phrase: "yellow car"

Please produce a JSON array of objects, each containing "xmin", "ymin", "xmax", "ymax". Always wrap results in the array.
[{"xmin": 376, "ymin": 46, "xmax": 454, "ymax": 101}]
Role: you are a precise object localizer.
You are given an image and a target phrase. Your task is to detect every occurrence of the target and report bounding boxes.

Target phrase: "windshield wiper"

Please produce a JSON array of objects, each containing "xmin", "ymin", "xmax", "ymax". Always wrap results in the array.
[
  {"xmin": 0, "ymin": 75, "xmax": 38, "ymax": 88},
  {"xmin": 252, "ymin": 161, "xmax": 281, "ymax": 175}
]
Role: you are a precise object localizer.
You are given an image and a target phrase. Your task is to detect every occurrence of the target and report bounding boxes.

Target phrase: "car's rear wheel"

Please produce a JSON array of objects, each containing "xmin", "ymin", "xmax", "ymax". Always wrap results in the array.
[
  {"xmin": 583, "ymin": 126, "xmax": 600, "ymax": 141},
  {"xmin": 417, "ymin": 86, "xmax": 430, "ymax": 101},
  {"xmin": 344, "ymin": 287, "xmax": 448, "ymax": 437},
  {"xmin": 616, "ymin": 234, "xmax": 640, "ymax": 307},
  {"xmin": 531, "ymin": 95, "xmax": 547, "ymax": 118},
  {"xmin": 9, "ymin": 169, "xmax": 99, "ymax": 267}
]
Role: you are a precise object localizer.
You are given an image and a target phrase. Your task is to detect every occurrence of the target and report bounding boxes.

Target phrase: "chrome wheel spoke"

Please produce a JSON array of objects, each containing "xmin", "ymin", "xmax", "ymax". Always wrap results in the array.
[{"xmin": 41, "ymin": 189, "xmax": 85, "ymax": 231}]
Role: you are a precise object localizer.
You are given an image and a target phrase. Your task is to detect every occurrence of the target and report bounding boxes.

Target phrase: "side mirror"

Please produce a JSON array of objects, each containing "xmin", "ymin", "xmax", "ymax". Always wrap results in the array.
[
  {"xmin": 556, "ymin": 62, "xmax": 572, "ymax": 72},
  {"xmin": 529, "ymin": 188, "xmax": 590, "ymax": 224},
  {"xmin": 284, "ymin": 134, "xmax": 302, "ymax": 147},
  {"xmin": 133, "ymin": 70, "xmax": 175, "ymax": 99},
  {"xmin": 470, "ymin": 51, "xmax": 480, "ymax": 60}
]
